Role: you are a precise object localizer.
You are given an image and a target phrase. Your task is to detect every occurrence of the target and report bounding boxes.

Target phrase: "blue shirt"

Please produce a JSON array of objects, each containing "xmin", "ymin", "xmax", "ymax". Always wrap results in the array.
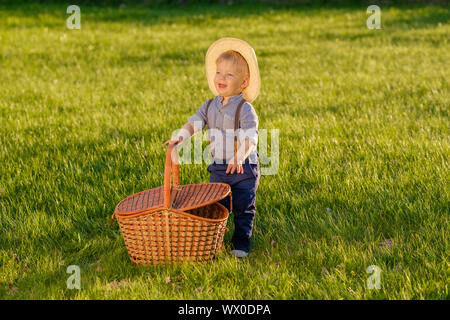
[{"xmin": 188, "ymin": 93, "xmax": 259, "ymax": 164}]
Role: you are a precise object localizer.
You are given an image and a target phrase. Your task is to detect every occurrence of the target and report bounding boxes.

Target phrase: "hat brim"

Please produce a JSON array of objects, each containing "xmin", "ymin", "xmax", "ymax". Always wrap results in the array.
[{"xmin": 205, "ymin": 37, "xmax": 260, "ymax": 103}]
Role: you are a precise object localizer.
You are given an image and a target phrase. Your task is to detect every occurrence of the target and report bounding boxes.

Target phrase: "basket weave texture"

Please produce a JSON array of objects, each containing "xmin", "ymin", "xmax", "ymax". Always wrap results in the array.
[{"xmin": 112, "ymin": 144, "xmax": 231, "ymax": 265}]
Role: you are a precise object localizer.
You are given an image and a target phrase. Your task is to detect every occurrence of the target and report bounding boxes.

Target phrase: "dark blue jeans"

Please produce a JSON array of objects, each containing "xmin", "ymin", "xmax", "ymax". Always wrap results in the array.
[{"xmin": 207, "ymin": 158, "xmax": 260, "ymax": 252}]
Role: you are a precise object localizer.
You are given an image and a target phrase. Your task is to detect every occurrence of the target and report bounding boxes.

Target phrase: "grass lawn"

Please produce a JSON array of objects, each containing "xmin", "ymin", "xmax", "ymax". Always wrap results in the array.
[{"xmin": 0, "ymin": 1, "xmax": 448, "ymax": 299}]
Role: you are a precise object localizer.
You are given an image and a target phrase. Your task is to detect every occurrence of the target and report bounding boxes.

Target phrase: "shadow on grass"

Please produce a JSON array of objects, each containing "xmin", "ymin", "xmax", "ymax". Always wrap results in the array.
[{"xmin": 1, "ymin": 0, "xmax": 448, "ymax": 29}]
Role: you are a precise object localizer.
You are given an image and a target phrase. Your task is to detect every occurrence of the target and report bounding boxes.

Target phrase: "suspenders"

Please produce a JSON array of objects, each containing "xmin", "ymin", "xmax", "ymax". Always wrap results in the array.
[
  {"xmin": 205, "ymin": 97, "xmax": 246, "ymax": 156},
  {"xmin": 205, "ymin": 98, "xmax": 213, "ymax": 131}
]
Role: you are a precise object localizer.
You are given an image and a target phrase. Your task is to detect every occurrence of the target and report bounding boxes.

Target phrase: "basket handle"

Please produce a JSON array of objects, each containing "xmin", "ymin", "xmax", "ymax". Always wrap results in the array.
[{"xmin": 164, "ymin": 143, "xmax": 180, "ymax": 208}]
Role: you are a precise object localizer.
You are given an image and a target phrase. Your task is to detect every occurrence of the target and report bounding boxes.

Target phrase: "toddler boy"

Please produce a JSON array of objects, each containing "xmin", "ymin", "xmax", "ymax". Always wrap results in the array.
[{"xmin": 164, "ymin": 38, "xmax": 261, "ymax": 258}]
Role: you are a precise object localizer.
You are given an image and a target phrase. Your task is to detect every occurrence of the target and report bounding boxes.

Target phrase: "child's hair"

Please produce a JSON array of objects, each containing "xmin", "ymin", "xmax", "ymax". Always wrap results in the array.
[{"xmin": 216, "ymin": 50, "xmax": 249, "ymax": 77}]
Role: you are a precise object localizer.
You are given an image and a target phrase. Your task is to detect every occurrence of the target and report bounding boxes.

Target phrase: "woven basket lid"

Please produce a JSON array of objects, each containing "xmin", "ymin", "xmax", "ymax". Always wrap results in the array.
[{"xmin": 114, "ymin": 182, "xmax": 231, "ymax": 215}]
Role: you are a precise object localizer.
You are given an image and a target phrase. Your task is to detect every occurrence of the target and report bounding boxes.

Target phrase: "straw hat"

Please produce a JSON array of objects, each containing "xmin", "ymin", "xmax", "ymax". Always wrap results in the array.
[{"xmin": 205, "ymin": 37, "xmax": 260, "ymax": 103}]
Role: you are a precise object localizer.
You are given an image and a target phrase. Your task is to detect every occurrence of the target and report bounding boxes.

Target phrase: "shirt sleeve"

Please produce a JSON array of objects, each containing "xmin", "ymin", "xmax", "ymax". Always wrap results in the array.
[
  {"xmin": 239, "ymin": 102, "xmax": 259, "ymax": 147},
  {"xmin": 187, "ymin": 99, "xmax": 209, "ymax": 131}
]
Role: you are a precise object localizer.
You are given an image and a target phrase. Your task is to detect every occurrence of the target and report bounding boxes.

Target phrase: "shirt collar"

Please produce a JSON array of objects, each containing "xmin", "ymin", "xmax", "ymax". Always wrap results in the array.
[{"xmin": 218, "ymin": 92, "xmax": 244, "ymax": 105}]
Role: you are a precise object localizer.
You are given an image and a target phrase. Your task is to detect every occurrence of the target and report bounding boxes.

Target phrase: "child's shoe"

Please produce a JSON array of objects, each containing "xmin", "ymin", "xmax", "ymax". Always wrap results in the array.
[{"xmin": 231, "ymin": 250, "xmax": 248, "ymax": 258}]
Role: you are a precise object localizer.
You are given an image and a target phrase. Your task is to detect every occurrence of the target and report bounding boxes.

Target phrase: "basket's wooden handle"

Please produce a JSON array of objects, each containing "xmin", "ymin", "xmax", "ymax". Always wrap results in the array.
[
  {"xmin": 164, "ymin": 143, "xmax": 180, "ymax": 208},
  {"xmin": 109, "ymin": 212, "xmax": 116, "ymax": 227}
]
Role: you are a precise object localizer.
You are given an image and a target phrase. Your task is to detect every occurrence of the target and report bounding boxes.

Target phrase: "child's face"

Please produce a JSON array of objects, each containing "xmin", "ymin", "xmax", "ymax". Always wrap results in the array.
[{"xmin": 214, "ymin": 60, "xmax": 249, "ymax": 98}]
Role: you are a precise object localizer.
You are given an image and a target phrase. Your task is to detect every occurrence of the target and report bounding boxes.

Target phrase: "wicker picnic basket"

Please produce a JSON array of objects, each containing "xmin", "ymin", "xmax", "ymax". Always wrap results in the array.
[{"xmin": 111, "ymin": 143, "xmax": 232, "ymax": 265}]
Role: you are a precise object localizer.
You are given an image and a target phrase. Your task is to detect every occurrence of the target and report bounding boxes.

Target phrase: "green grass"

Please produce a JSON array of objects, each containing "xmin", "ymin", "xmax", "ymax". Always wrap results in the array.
[{"xmin": 0, "ymin": 1, "xmax": 449, "ymax": 299}]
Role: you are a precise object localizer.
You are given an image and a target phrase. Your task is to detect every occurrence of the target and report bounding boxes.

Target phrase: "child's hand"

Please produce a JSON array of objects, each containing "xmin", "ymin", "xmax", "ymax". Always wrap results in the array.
[
  {"xmin": 163, "ymin": 123, "xmax": 194, "ymax": 146},
  {"xmin": 226, "ymin": 156, "xmax": 244, "ymax": 174},
  {"xmin": 163, "ymin": 137, "xmax": 182, "ymax": 146}
]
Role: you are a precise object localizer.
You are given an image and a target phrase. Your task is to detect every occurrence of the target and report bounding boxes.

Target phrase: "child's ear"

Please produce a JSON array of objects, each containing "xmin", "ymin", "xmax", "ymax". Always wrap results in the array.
[{"xmin": 241, "ymin": 75, "xmax": 250, "ymax": 89}]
